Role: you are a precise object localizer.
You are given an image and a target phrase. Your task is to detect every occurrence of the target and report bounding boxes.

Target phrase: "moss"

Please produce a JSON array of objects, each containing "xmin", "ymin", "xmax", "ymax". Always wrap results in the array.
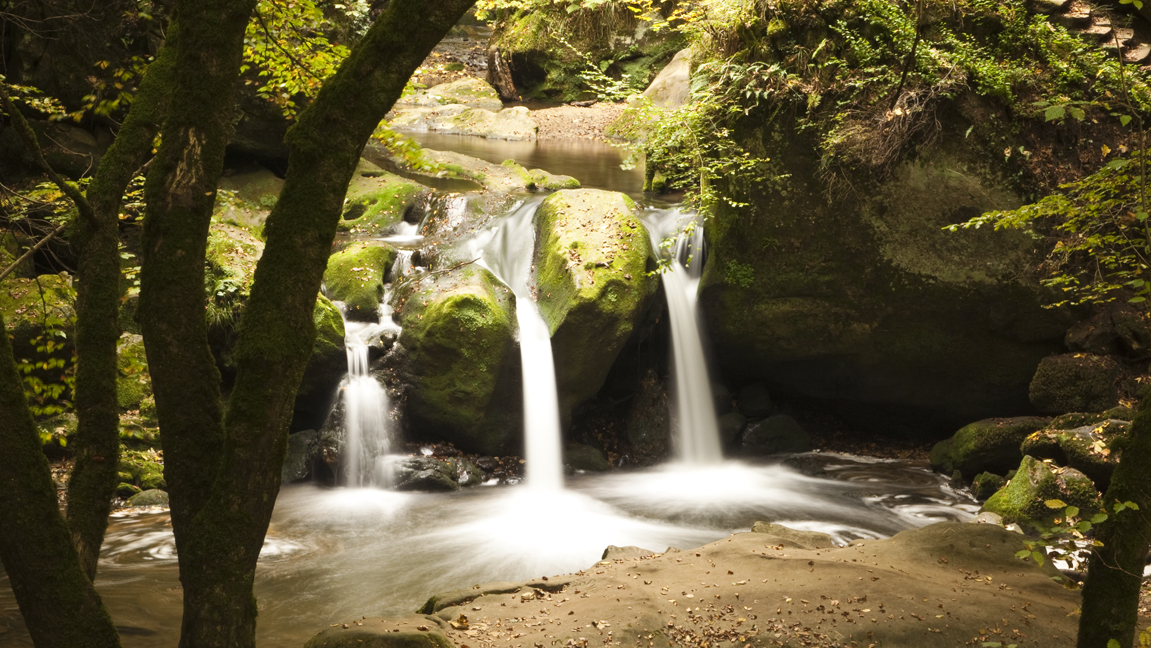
[
  {"xmin": 396, "ymin": 267, "xmax": 520, "ymax": 454},
  {"xmin": 981, "ymin": 455, "xmax": 1101, "ymax": 532},
  {"xmin": 0, "ymin": 274, "xmax": 77, "ymax": 352},
  {"xmin": 115, "ymin": 333, "xmax": 152, "ymax": 410},
  {"xmin": 1020, "ymin": 419, "xmax": 1128, "ymax": 490},
  {"xmin": 1029, "ymin": 353, "xmax": 1121, "ymax": 415},
  {"xmin": 116, "ymin": 448, "xmax": 166, "ymax": 493},
  {"xmin": 928, "ymin": 416, "xmax": 1049, "ymax": 479},
  {"xmin": 971, "ymin": 472, "xmax": 1006, "ymax": 501},
  {"xmin": 533, "ymin": 189, "xmax": 657, "ymax": 421},
  {"xmin": 323, "ymin": 242, "xmax": 398, "ymax": 321},
  {"xmin": 339, "ymin": 171, "xmax": 425, "ymax": 236}
]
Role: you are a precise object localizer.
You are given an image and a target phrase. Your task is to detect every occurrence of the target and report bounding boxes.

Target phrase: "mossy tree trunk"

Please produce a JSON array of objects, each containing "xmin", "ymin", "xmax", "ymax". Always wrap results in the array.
[
  {"xmin": 1077, "ymin": 388, "xmax": 1151, "ymax": 648},
  {"xmin": 0, "ymin": 312, "xmax": 122, "ymax": 648},
  {"xmin": 66, "ymin": 28, "xmax": 176, "ymax": 582},
  {"xmin": 135, "ymin": 1, "xmax": 475, "ymax": 647}
]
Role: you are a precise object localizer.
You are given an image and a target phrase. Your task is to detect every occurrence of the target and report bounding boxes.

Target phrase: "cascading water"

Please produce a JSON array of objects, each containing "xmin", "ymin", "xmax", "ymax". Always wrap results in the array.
[
  {"xmin": 642, "ymin": 209, "xmax": 724, "ymax": 464},
  {"xmin": 338, "ymin": 298, "xmax": 402, "ymax": 487},
  {"xmin": 467, "ymin": 199, "xmax": 565, "ymax": 491}
]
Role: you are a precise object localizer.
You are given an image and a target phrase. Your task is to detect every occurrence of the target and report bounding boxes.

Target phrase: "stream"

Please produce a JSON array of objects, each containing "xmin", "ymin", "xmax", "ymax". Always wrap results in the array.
[{"xmin": 0, "ymin": 132, "xmax": 979, "ymax": 647}]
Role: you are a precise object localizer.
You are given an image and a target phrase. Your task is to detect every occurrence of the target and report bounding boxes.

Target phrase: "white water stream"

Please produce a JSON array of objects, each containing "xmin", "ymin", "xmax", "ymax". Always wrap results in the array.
[
  {"xmin": 466, "ymin": 199, "xmax": 565, "ymax": 491},
  {"xmin": 642, "ymin": 209, "xmax": 724, "ymax": 464},
  {"xmin": 338, "ymin": 300, "xmax": 402, "ymax": 487}
]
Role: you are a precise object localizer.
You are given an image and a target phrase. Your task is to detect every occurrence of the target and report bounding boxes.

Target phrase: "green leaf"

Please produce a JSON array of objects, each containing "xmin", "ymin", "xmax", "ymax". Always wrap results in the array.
[
  {"xmin": 1129, "ymin": 297, "xmax": 1146, "ymax": 304},
  {"xmin": 1044, "ymin": 105, "xmax": 1066, "ymax": 121},
  {"xmin": 1015, "ymin": 549, "xmax": 1031, "ymax": 559},
  {"xmin": 1091, "ymin": 513, "xmax": 1109, "ymax": 524},
  {"xmin": 1109, "ymin": 640, "xmax": 1122, "ymax": 648},
  {"xmin": 1065, "ymin": 506, "xmax": 1080, "ymax": 518},
  {"xmin": 1068, "ymin": 107, "xmax": 1086, "ymax": 121},
  {"xmin": 1032, "ymin": 551, "xmax": 1045, "ymax": 566},
  {"xmin": 1045, "ymin": 499, "xmax": 1067, "ymax": 509},
  {"xmin": 1120, "ymin": 115, "xmax": 1133, "ymax": 127}
]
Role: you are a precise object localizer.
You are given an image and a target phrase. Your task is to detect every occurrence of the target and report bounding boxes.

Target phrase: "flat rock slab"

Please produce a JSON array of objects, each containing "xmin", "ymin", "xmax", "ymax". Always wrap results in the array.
[
  {"xmin": 390, "ymin": 105, "xmax": 537, "ymax": 141},
  {"xmin": 304, "ymin": 615, "xmax": 454, "ymax": 648},
  {"xmin": 402, "ymin": 523, "xmax": 1079, "ymax": 648}
]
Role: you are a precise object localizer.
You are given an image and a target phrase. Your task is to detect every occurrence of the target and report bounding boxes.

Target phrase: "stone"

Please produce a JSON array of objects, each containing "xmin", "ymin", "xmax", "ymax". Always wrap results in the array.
[
  {"xmin": 969, "ymin": 511, "xmax": 1004, "ymax": 525},
  {"xmin": 741, "ymin": 414, "xmax": 811, "ymax": 455},
  {"xmin": 282, "ymin": 430, "xmax": 319, "ymax": 484},
  {"xmin": 750, "ymin": 522, "xmax": 836, "ymax": 550},
  {"xmin": 323, "ymin": 242, "xmax": 398, "ymax": 322},
  {"xmin": 117, "ymin": 449, "xmax": 166, "ymax": 493},
  {"xmin": 533, "ymin": 189, "xmax": 658, "ymax": 424},
  {"xmin": 391, "ymin": 457, "xmax": 462, "ymax": 492},
  {"xmin": 737, "ymin": 382, "xmax": 773, "ymax": 417},
  {"xmin": 395, "ymin": 266, "xmax": 521, "ymax": 455},
  {"xmin": 971, "ymin": 472, "xmax": 1006, "ymax": 501},
  {"xmin": 127, "ymin": 489, "xmax": 169, "ymax": 508},
  {"xmin": 294, "ymin": 294, "xmax": 347, "ymax": 431},
  {"xmin": 215, "ymin": 165, "xmax": 285, "ymax": 229},
  {"xmin": 304, "ymin": 625, "xmax": 454, "ymax": 648},
  {"xmin": 700, "ymin": 136, "xmax": 1071, "ymax": 437},
  {"xmin": 1019, "ymin": 419, "xmax": 1128, "ymax": 490},
  {"xmin": 625, "ymin": 369, "xmax": 670, "ymax": 463},
  {"xmin": 639, "ymin": 48, "xmax": 691, "ymax": 109},
  {"xmin": 718, "ymin": 411, "xmax": 746, "ymax": 445},
  {"xmin": 928, "ymin": 416, "xmax": 1049, "ymax": 479},
  {"xmin": 409, "ymin": 149, "xmax": 577, "ymax": 194},
  {"xmin": 712, "ymin": 382, "xmax": 734, "ymax": 414},
  {"xmin": 601, "ymin": 545, "xmax": 656, "ymax": 560},
  {"xmin": 396, "ymin": 78, "xmax": 504, "ymax": 112},
  {"xmin": 1029, "ymin": 353, "xmax": 1120, "ymax": 415},
  {"xmin": 389, "ymin": 104, "xmax": 538, "ymax": 141},
  {"xmin": 116, "ymin": 333, "xmax": 152, "ymax": 410},
  {"xmin": 340, "ymin": 160, "xmax": 429, "ymax": 237},
  {"xmin": 1065, "ymin": 302, "xmax": 1151, "ymax": 358},
  {"xmin": 565, "ymin": 443, "xmax": 611, "ymax": 471},
  {"xmin": 981, "ymin": 455, "xmax": 1101, "ymax": 532}
]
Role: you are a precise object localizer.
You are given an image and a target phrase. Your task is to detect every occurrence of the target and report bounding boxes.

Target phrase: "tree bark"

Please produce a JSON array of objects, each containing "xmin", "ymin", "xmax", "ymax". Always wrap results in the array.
[
  {"xmin": 0, "ymin": 312, "xmax": 122, "ymax": 648},
  {"xmin": 66, "ymin": 27, "xmax": 177, "ymax": 582},
  {"xmin": 1077, "ymin": 388, "xmax": 1151, "ymax": 648}
]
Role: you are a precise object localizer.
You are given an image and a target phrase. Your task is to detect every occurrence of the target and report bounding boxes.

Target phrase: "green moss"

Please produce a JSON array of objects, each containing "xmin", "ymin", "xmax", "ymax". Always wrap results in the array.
[
  {"xmin": 322, "ymin": 242, "xmax": 398, "ymax": 321},
  {"xmin": 116, "ymin": 448, "xmax": 166, "ymax": 493},
  {"xmin": 115, "ymin": 333, "xmax": 152, "ymax": 410},
  {"xmin": 396, "ymin": 267, "xmax": 520, "ymax": 454},
  {"xmin": 981, "ymin": 455, "xmax": 1100, "ymax": 532},
  {"xmin": 0, "ymin": 275, "xmax": 77, "ymax": 352},
  {"xmin": 533, "ymin": 189, "xmax": 657, "ymax": 420},
  {"xmin": 1020, "ymin": 418, "xmax": 1128, "ymax": 490},
  {"xmin": 339, "ymin": 173, "xmax": 424, "ymax": 236},
  {"xmin": 928, "ymin": 416, "xmax": 1049, "ymax": 478}
]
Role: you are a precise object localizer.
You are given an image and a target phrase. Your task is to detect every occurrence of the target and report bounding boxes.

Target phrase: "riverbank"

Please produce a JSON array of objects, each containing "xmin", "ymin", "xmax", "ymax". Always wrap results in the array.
[{"xmin": 305, "ymin": 521, "xmax": 1082, "ymax": 648}]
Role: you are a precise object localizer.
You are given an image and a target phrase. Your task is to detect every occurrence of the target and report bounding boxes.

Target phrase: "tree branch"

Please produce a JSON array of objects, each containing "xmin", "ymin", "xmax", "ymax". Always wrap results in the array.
[{"xmin": 0, "ymin": 221, "xmax": 66, "ymax": 282}]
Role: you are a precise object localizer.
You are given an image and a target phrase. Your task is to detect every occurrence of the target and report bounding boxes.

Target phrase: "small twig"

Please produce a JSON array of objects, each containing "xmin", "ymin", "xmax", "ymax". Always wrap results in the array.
[
  {"xmin": 0, "ymin": 221, "xmax": 67, "ymax": 282},
  {"xmin": 425, "ymin": 257, "xmax": 480, "ymax": 278},
  {"xmin": 0, "ymin": 80, "xmax": 95, "ymax": 227}
]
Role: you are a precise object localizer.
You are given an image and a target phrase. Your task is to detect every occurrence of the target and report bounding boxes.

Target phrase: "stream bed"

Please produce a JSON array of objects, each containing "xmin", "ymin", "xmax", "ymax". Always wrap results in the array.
[{"xmin": 0, "ymin": 454, "xmax": 977, "ymax": 646}]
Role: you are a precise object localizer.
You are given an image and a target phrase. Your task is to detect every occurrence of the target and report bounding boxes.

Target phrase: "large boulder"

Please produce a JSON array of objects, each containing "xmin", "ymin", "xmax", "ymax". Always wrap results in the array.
[
  {"xmin": 293, "ymin": 294, "xmax": 347, "ymax": 431},
  {"xmin": 1065, "ymin": 302, "xmax": 1151, "ymax": 357},
  {"xmin": 981, "ymin": 455, "xmax": 1101, "ymax": 532},
  {"xmin": 533, "ymin": 189, "xmax": 658, "ymax": 422},
  {"xmin": 215, "ymin": 165, "xmax": 285, "ymax": 229},
  {"xmin": 1020, "ymin": 418, "xmax": 1128, "ymax": 490},
  {"xmin": 624, "ymin": 369, "xmax": 670, "ymax": 463},
  {"xmin": 740, "ymin": 414, "xmax": 812, "ymax": 455},
  {"xmin": 322, "ymin": 242, "xmax": 398, "ymax": 322},
  {"xmin": 928, "ymin": 416, "xmax": 1050, "ymax": 479},
  {"xmin": 389, "ymin": 104, "xmax": 538, "ymax": 141},
  {"xmin": 1029, "ymin": 353, "xmax": 1121, "ymax": 415},
  {"xmin": 340, "ymin": 160, "xmax": 429, "ymax": 237},
  {"xmin": 639, "ymin": 47, "xmax": 692, "ymax": 109},
  {"xmin": 394, "ymin": 267, "xmax": 521, "ymax": 454},
  {"xmin": 395, "ymin": 78, "xmax": 504, "ymax": 112},
  {"xmin": 701, "ymin": 136, "xmax": 1071, "ymax": 435}
]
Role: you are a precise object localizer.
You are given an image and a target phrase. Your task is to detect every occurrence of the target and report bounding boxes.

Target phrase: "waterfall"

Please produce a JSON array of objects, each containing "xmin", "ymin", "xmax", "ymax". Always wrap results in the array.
[
  {"xmin": 339, "ymin": 299, "xmax": 402, "ymax": 487},
  {"xmin": 467, "ymin": 199, "xmax": 565, "ymax": 491},
  {"xmin": 642, "ymin": 209, "xmax": 724, "ymax": 465}
]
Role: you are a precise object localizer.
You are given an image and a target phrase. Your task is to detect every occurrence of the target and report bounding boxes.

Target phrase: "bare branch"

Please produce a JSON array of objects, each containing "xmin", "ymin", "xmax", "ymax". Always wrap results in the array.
[{"xmin": 0, "ymin": 220, "xmax": 67, "ymax": 282}]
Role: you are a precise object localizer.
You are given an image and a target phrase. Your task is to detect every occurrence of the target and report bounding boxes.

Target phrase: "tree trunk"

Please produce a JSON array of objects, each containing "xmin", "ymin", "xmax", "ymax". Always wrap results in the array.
[
  {"xmin": 0, "ymin": 312, "xmax": 122, "ymax": 648},
  {"xmin": 174, "ymin": 1, "xmax": 477, "ymax": 645},
  {"xmin": 1077, "ymin": 388, "xmax": 1151, "ymax": 648},
  {"xmin": 66, "ymin": 28, "xmax": 176, "ymax": 582}
]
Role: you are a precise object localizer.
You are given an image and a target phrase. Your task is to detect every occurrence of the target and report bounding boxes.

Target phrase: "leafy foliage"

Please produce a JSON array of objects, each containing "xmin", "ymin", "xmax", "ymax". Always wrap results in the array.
[
  {"xmin": 16, "ymin": 313, "xmax": 76, "ymax": 425},
  {"xmin": 948, "ymin": 152, "xmax": 1150, "ymax": 307}
]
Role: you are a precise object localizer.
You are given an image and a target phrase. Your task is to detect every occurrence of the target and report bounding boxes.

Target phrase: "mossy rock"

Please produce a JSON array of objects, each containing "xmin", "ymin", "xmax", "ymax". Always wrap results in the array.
[
  {"xmin": 533, "ymin": 189, "xmax": 658, "ymax": 423},
  {"xmin": 928, "ymin": 416, "xmax": 1049, "ymax": 479},
  {"xmin": 340, "ymin": 162, "xmax": 427, "ymax": 237},
  {"xmin": 565, "ymin": 443, "xmax": 611, "ymax": 471},
  {"xmin": 740, "ymin": 414, "xmax": 812, "ymax": 455},
  {"xmin": 127, "ymin": 489, "xmax": 169, "ymax": 507},
  {"xmin": 117, "ymin": 449, "xmax": 166, "ymax": 493},
  {"xmin": 116, "ymin": 333, "xmax": 152, "ymax": 410},
  {"xmin": 1029, "ymin": 353, "xmax": 1121, "ymax": 415},
  {"xmin": 700, "ymin": 129, "xmax": 1070, "ymax": 435},
  {"xmin": 0, "ymin": 232, "xmax": 33, "ymax": 278},
  {"xmin": 395, "ymin": 267, "xmax": 521, "ymax": 454},
  {"xmin": 625, "ymin": 369, "xmax": 670, "ymax": 464},
  {"xmin": 971, "ymin": 472, "xmax": 1006, "ymax": 501},
  {"xmin": 215, "ymin": 165, "xmax": 285, "ymax": 230},
  {"xmin": 294, "ymin": 294, "xmax": 347, "ymax": 430},
  {"xmin": 323, "ymin": 242, "xmax": 398, "ymax": 322},
  {"xmin": 981, "ymin": 455, "xmax": 1101, "ymax": 532},
  {"xmin": 500, "ymin": 160, "xmax": 580, "ymax": 190},
  {"xmin": 1019, "ymin": 419, "xmax": 1128, "ymax": 491},
  {"xmin": 396, "ymin": 77, "xmax": 504, "ymax": 111}
]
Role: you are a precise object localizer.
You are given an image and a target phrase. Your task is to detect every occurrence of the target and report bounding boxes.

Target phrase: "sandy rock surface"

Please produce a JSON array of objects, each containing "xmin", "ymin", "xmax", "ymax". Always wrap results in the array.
[
  {"xmin": 308, "ymin": 522, "xmax": 1081, "ymax": 648},
  {"xmin": 530, "ymin": 103, "xmax": 627, "ymax": 141}
]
